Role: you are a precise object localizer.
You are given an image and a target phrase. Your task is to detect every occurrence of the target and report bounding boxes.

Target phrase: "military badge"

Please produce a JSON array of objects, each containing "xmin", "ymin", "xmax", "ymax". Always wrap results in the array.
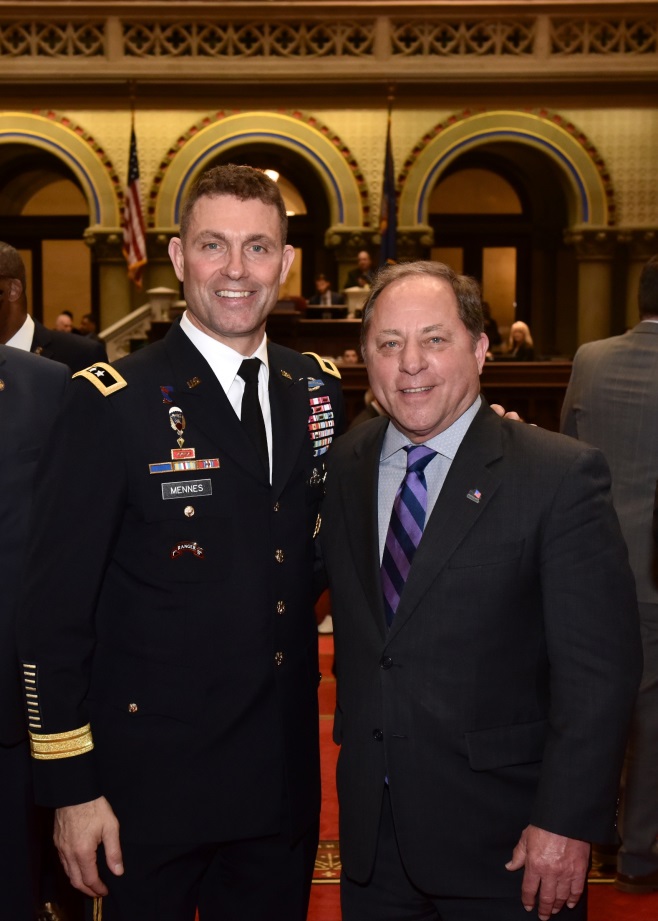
[
  {"xmin": 169, "ymin": 406, "xmax": 186, "ymax": 448},
  {"xmin": 308, "ymin": 394, "xmax": 335, "ymax": 457}
]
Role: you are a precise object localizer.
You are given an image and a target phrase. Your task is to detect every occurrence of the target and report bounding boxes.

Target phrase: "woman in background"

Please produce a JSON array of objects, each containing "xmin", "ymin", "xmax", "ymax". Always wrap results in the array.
[{"xmin": 506, "ymin": 320, "xmax": 535, "ymax": 361}]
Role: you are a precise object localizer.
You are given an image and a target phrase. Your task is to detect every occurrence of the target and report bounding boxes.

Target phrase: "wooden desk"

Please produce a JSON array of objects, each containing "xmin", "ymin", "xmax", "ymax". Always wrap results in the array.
[{"xmin": 266, "ymin": 313, "xmax": 362, "ymax": 358}]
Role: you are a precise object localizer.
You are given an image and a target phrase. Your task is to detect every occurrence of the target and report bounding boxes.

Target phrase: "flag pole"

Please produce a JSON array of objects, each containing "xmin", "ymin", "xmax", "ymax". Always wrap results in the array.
[{"xmin": 379, "ymin": 84, "xmax": 397, "ymax": 268}]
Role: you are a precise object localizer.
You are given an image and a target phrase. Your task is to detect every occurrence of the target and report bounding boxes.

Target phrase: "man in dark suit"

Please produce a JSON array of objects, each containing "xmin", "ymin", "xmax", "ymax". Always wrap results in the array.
[
  {"xmin": 17, "ymin": 165, "xmax": 343, "ymax": 920},
  {"xmin": 344, "ymin": 250, "xmax": 374, "ymax": 289},
  {"xmin": 0, "ymin": 242, "xmax": 107, "ymax": 371},
  {"xmin": 308, "ymin": 274, "xmax": 345, "ymax": 306},
  {"xmin": 0, "ymin": 344, "xmax": 69, "ymax": 919},
  {"xmin": 561, "ymin": 254, "xmax": 658, "ymax": 893},
  {"xmin": 319, "ymin": 260, "xmax": 641, "ymax": 921}
]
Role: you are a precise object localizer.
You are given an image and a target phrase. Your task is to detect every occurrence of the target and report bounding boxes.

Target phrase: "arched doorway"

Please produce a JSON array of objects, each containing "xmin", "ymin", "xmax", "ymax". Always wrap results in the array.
[
  {"xmin": 0, "ymin": 144, "xmax": 95, "ymax": 327},
  {"xmin": 429, "ymin": 143, "xmax": 572, "ymax": 357},
  {"xmin": 399, "ymin": 109, "xmax": 616, "ymax": 353}
]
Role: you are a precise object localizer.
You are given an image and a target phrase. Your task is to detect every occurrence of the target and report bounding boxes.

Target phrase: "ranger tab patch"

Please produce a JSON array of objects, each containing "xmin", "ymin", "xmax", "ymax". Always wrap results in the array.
[{"xmin": 73, "ymin": 363, "xmax": 128, "ymax": 396}]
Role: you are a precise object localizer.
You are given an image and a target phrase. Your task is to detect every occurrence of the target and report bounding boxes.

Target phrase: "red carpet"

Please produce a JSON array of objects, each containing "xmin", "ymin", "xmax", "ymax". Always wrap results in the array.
[
  {"xmin": 308, "ymin": 634, "xmax": 341, "ymax": 919},
  {"xmin": 309, "ymin": 633, "xmax": 658, "ymax": 921}
]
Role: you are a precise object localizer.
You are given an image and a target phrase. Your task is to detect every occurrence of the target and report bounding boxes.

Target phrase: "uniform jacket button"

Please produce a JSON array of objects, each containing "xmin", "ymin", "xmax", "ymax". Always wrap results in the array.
[
  {"xmin": 275, "ymin": 549, "xmax": 285, "ymax": 563},
  {"xmin": 372, "ymin": 728, "xmax": 383, "ymax": 741},
  {"xmin": 380, "ymin": 655, "xmax": 393, "ymax": 669},
  {"xmin": 276, "ymin": 600, "xmax": 286, "ymax": 615},
  {"xmin": 275, "ymin": 651, "xmax": 284, "ymax": 666},
  {"xmin": 128, "ymin": 702, "xmax": 138, "ymax": 713}
]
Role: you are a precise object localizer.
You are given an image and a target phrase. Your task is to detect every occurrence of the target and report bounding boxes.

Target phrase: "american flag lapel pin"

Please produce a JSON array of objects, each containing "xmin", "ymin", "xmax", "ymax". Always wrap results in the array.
[{"xmin": 467, "ymin": 488, "xmax": 482, "ymax": 504}]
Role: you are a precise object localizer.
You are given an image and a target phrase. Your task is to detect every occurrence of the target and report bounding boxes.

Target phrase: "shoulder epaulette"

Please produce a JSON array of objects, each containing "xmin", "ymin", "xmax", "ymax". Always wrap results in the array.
[
  {"xmin": 73, "ymin": 362, "xmax": 128, "ymax": 396},
  {"xmin": 303, "ymin": 352, "xmax": 342, "ymax": 380}
]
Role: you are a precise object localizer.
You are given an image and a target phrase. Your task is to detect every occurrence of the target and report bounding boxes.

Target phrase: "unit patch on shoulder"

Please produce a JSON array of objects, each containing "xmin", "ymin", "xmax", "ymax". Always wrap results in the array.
[
  {"xmin": 73, "ymin": 362, "xmax": 128, "ymax": 396},
  {"xmin": 303, "ymin": 352, "xmax": 341, "ymax": 380}
]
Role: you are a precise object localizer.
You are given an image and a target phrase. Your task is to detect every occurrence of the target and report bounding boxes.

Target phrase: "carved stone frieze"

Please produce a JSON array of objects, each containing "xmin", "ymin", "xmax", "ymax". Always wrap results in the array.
[{"xmin": 563, "ymin": 228, "xmax": 617, "ymax": 261}]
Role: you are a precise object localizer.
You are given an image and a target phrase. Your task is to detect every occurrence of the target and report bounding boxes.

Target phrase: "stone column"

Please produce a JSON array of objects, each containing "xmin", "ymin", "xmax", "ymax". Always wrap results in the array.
[
  {"xmin": 564, "ymin": 229, "xmax": 616, "ymax": 345},
  {"xmin": 85, "ymin": 229, "xmax": 181, "ymax": 330},
  {"xmin": 396, "ymin": 226, "xmax": 434, "ymax": 262},
  {"xmin": 149, "ymin": 232, "xmax": 181, "ymax": 293},
  {"xmin": 84, "ymin": 228, "xmax": 133, "ymax": 329}
]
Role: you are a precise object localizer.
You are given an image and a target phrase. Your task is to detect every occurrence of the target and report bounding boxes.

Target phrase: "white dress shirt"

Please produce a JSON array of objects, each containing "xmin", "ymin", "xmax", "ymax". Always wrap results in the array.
[
  {"xmin": 377, "ymin": 396, "xmax": 481, "ymax": 561},
  {"xmin": 180, "ymin": 312, "xmax": 273, "ymax": 480}
]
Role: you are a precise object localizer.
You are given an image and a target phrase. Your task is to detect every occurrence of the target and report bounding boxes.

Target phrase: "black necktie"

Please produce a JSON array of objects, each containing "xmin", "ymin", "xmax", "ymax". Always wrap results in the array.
[{"xmin": 237, "ymin": 358, "xmax": 269, "ymax": 471}]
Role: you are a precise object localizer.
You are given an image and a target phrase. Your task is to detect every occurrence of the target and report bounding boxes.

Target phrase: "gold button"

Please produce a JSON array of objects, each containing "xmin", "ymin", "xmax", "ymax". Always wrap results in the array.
[
  {"xmin": 276, "ymin": 600, "xmax": 286, "ymax": 615},
  {"xmin": 274, "ymin": 651, "xmax": 284, "ymax": 666},
  {"xmin": 0, "ymin": 380, "xmax": 4, "ymax": 391},
  {"xmin": 275, "ymin": 549, "xmax": 284, "ymax": 563},
  {"xmin": 128, "ymin": 702, "xmax": 138, "ymax": 713},
  {"xmin": 184, "ymin": 505, "xmax": 195, "ymax": 518},
  {"xmin": 273, "ymin": 502, "xmax": 280, "ymax": 512}
]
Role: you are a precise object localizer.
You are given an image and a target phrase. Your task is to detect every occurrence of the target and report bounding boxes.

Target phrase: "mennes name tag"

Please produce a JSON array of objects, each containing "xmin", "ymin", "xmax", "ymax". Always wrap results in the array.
[{"xmin": 161, "ymin": 479, "xmax": 212, "ymax": 500}]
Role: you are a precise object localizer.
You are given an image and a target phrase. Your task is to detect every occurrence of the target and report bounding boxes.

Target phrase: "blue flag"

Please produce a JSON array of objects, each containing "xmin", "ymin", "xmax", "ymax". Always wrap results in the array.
[{"xmin": 379, "ymin": 113, "xmax": 397, "ymax": 267}]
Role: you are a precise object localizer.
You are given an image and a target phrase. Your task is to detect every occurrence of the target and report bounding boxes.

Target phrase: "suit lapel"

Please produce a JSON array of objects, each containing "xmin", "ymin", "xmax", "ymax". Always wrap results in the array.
[
  {"xmin": 388, "ymin": 404, "xmax": 503, "ymax": 641},
  {"xmin": 268, "ymin": 343, "xmax": 313, "ymax": 499},
  {"xmin": 339, "ymin": 418, "xmax": 389, "ymax": 638},
  {"xmin": 30, "ymin": 319, "xmax": 54, "ymax": 359}
]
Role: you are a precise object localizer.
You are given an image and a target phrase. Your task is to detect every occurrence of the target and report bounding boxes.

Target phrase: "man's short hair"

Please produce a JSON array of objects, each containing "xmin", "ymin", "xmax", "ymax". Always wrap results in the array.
[
  {"xmin": 638, "ymin": 255, "xmax": 658, "ymax": 319},
  {"xmin": 0, "ymin": 241, "xmax": 26, "ymax": 286},
  {"xmin": 360, "ymin": 260, "xmax": 484, "ymax": 356},
  {"xmin": 179, "ymin": 164, "xmax": 288, "ymax": 245}
]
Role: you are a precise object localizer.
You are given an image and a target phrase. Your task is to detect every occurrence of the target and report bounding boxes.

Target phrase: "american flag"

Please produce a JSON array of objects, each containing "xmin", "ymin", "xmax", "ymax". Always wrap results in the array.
[
  {"xmin": 122, "ymin": 127, "xmax": 147, "ymax": 287},
  {"xmin": 379, "ymin": 109, "xmax": 397, "ymax": 268}
]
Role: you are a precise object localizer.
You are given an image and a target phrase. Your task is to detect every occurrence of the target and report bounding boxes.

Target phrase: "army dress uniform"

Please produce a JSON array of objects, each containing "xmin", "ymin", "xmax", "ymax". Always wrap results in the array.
[{"xmin": 17, "ymin": 320, "xmax": 343, "ymax": 918}]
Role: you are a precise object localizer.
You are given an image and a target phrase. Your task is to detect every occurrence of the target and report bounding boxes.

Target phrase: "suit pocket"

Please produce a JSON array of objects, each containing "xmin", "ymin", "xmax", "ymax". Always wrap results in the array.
[
  {"xmin": 465, "ymin": 719, "xmax": 547, "ymax": 771},
  {"xmin": 88, "ymin": 648, "xmax": 200, "ymax": 725}
]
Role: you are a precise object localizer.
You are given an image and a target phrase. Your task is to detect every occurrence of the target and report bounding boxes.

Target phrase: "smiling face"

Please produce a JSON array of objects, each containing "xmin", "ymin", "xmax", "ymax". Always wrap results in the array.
[
  {"xmin": 168, "ymin": 194, "xmax": 294, "ymax": 355},
  {"xmin": 364, "ymin": 274, "xmax": 488, "ymax": 442}
]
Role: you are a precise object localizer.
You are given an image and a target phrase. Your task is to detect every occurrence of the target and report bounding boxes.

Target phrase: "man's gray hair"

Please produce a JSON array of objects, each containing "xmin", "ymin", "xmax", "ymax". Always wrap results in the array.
[{"xmin": 360, "ymin": 260, "xmax": 484, "ymax": 357}]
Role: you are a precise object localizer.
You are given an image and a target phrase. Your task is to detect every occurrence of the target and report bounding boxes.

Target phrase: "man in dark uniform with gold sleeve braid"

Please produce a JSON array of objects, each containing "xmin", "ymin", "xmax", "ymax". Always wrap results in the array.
[
  {"xmin": 17, "ymin": 165, "xmax": 343, "ymax": 920},
  {"xmin": 0, "ymin": 343, "xmax": 69, "ymax": 920}
]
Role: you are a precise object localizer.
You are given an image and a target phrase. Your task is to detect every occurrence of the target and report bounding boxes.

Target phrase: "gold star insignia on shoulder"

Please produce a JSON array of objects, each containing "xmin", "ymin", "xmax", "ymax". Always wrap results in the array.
[{"xmin": 73, "ymin": 362, "xmax": 127, "ymax": 396}]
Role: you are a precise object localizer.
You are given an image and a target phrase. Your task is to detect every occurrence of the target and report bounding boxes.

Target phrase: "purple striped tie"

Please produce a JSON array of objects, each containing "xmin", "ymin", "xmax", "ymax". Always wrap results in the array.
[{"xmin": 381, "ymin": 444, "xmax": 437, "ymax": 627}]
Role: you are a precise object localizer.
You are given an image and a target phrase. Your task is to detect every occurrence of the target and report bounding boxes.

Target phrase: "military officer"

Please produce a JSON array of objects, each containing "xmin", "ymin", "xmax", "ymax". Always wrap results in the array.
[
  {"xmin": 0, "ymin": 344, "xmax": 69, "ymax": 919},
  {"xmin": 18, "ymin": 164, "xmax": 343, "ymax": 920}
]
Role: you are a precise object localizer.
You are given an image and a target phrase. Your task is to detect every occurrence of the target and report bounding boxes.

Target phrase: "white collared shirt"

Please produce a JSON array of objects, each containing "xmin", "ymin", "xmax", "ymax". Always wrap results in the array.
[
  {"xmin": 5, "ymin": 314, "xmax": 35, "ymax": 352},
  {"xmin": 377, "ymin": 396, "xmax": 481, "ymax": 560},
  {"xmin": 180, "ymin": 312, "xmax": 273, "ymax": 480}
]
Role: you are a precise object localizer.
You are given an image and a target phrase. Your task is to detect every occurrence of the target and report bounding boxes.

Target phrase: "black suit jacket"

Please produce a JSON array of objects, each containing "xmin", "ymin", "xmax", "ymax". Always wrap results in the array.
[
  {"xmin": 31, "ymin": 318, "xmax": 107, "ymax": 371},
  {"xmin": 0, "ymin": 345, "xmax": 69, "ymax": 745},
  {"xmin": 18, "ymin": 322, "xmax": 344, "ymax": 844},
  {"xmin": 320, "ymin": 403, "xmax": 641, "ymax": 896},
  {"xmin": 344, "ymin": 268, "xmax": 374, "ymax": 289}
]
